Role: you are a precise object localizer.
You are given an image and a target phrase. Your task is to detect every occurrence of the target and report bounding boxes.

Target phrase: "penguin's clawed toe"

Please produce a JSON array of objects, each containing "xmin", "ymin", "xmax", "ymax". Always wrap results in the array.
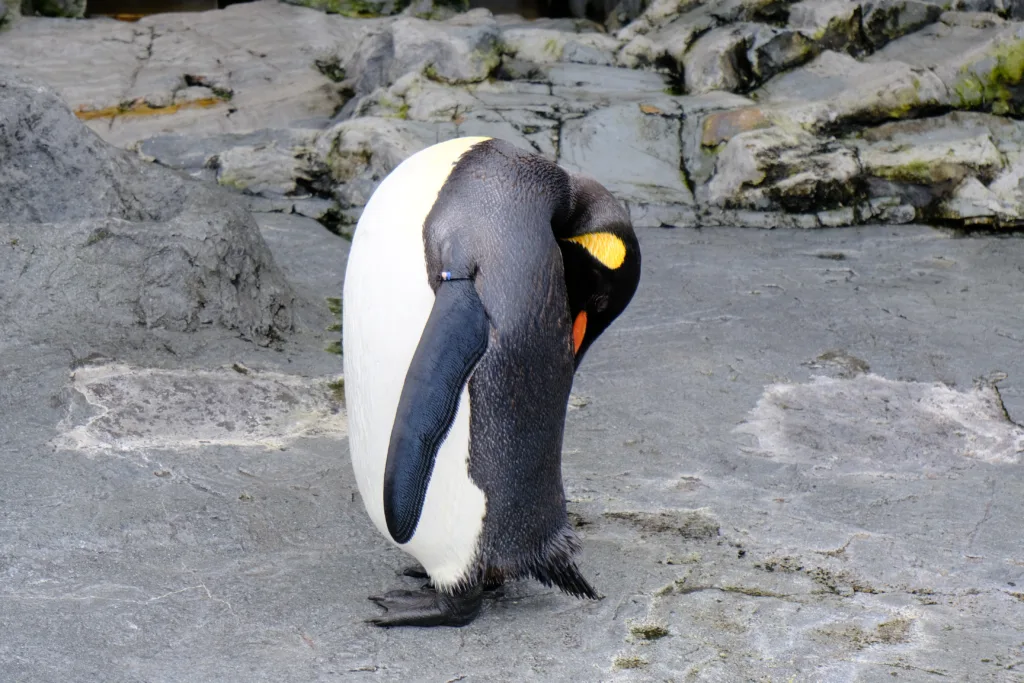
[
  {"xmin": 366, "ymin": 584, "xmax": 484, "ymax": 628},
  {"xmin": 399, "ymin": 563, "xmax": 429, "ymax": 579}
]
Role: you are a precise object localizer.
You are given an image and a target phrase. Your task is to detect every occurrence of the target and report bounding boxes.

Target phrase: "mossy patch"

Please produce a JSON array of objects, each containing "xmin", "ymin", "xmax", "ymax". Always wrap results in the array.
[
  {"xmin": 290, "ymin": 0, "xmax": 404, "ymax": 18},
  {"xmin": 84, "ymin": 227, "xmax": 113, "ymax": 246},
  {"xmin": 325, "ymin": 296, "xmax": 343, "ymax": 337},
  {"xmin": 953, "ymin": 37, "xmax": 1024, "ymax": 115},
  {"xmin": 612, "ymin": 655, "xmax": 648, "ymax": 670},
  {"xmin": 603, "ymin": 508, "xmax": 720, "ymax": 539},
  {"xmin": 869, "ymin": 158, "xmax": 942, "ymax": 184},
  {"xmin": 543, "ymin": 37, "xmax": 564, "ymax": 59},
  {"xmin": 327, "ymin": 377, "xmax": 345, "ymax": 403},
  {"xmin": 816, "ymin": 616, "xmax": 913, "ymax": 650},
  {"xmin": 314, "ymin": 56, "xmax": 347, "ymax": 83},
  {"xmin": 629, "ymin": 622, "xmax": 669, "ymax": 640},
  {"xmin": 325, "ymin": 340, "xmax": 342, "ymax": 355}
]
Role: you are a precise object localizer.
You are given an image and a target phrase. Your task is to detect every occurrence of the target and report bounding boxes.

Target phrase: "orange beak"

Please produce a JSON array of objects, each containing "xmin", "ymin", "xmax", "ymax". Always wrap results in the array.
[{"xmin": 572, "ymin": 311, "xmax": 587, "ymax": 355}]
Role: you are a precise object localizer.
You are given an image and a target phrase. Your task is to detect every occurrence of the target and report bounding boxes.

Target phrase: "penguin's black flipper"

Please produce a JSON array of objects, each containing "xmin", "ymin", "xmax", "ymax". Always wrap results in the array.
[
  {"xmin": 367, "ymin": 584, "xmax": 484, "ymax": 628},
  {"xmin": 383, "ymin": 278, "xmax": 489, "ymax": 545}
]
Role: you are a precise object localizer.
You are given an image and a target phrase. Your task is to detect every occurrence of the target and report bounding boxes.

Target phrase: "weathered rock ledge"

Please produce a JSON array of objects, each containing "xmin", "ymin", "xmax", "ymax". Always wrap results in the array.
[{"xmin": 3, "ymin": 0, "xmax": 1024, "ymax": 228}]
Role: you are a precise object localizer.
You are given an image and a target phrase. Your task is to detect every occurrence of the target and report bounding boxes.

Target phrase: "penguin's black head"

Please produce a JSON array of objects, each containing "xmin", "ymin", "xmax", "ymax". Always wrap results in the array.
[{"xmin": 556, "ymin": 175, "xmax": 641, "ymax": 368}]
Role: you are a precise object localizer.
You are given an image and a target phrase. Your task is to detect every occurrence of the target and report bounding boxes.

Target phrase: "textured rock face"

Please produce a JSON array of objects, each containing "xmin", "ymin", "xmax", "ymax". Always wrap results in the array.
[
  {"xmin": 342, "ymin": 11, "xmax": 503, "ymax": 99},
  {"xmin": 0, "ymin": 70, "xmax": 294, "ymax": 346},
  {"xmin": 7, "ymin": 0, "xmax": 1024, "ymax": 230}
]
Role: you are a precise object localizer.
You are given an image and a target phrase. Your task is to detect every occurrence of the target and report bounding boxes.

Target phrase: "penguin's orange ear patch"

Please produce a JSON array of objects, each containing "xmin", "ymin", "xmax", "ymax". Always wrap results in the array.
[
  {"xmin": 572, "ymin": 311, "xmax": 587, "ymax": 354},
  {"xmin": 565, "ymin": 232, "xmax": 627, "ymax": 270}
]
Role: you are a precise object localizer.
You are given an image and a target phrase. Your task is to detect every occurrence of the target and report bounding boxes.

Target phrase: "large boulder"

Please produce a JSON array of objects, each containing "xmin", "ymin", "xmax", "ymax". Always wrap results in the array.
[{"xmin": 0, "ymin": 70, "xmax": 294, "ymax": 347}]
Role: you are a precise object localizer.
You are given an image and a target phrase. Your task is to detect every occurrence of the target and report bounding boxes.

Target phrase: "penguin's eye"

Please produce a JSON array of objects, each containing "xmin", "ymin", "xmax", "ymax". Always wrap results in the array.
[{"xmin": 591, "ymin": 294, "xmax": 609, "ymax": 314}]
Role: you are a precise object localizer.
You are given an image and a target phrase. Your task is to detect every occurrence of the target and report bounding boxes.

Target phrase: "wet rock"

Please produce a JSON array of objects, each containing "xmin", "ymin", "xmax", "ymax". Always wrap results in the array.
[{"xmin": 0, "ymin": 70, "xmax": 293, "ymax": 346}]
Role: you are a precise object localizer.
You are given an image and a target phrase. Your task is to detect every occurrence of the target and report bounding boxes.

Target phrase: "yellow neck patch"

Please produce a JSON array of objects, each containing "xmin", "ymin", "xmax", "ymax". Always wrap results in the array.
[{"xmin": 565, "ymin": 232, "xmax": 627, "ymax": 270}]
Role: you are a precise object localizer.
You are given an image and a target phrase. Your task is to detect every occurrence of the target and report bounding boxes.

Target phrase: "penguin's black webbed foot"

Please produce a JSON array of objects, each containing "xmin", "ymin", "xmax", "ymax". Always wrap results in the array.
[
  {"xmin": 399, "ymin": 563, "xmax": 429, "ymax": 579},
  {"xmin": 366, "ymin": 584, "xmax": 483, "ymax": 628}
]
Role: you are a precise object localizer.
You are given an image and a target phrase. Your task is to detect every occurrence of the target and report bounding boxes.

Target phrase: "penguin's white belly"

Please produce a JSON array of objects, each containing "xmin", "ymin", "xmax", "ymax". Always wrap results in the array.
[{"xmin": 343, "ymin": 137, "xmax": 489, "ymax": 590}]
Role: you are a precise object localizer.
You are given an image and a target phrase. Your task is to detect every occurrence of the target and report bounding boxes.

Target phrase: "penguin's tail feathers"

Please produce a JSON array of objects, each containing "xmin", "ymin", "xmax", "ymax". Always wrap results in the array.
[
  {"xmin": 530, "ymin": 525, "xmax": 600, "ymax": 600},
  {"xmin": 534, "ymin": 560, "xmax": 599, "ymax": 600}
]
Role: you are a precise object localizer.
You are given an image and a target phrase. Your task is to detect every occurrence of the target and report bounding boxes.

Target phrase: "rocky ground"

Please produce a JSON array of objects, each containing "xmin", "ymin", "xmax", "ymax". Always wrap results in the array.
[{"xmin": 2, "ymin": 1, "xmax": 1024, "ymax": 681}]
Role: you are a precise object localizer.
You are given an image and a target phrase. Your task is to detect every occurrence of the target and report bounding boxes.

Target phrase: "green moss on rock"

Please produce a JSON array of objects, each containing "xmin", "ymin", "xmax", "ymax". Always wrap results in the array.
[
  {"xmin": 612, "ymin": 655, "xmax": 648, "ymax": 670},
  {"xmin": 953, "ymin": 37, "xmax": 1024, "ymax": 115},
  {"xmin": 629, "ymin": 622, "xmax": 669, "ymax": 640}
]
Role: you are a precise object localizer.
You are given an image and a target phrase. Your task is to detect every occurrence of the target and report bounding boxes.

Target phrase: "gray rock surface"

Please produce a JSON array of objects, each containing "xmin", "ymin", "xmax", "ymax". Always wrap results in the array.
[
  {"xmin": 0, "ymin": 69, "xmax": 294, "ymax": 346},
  {"xmin": 3, "ymin": 216, "xmax": 1023, "ymax": 681},
  {"xmin": 3, "ymin": 5, "xmax": 1024, "ymax": 680}
]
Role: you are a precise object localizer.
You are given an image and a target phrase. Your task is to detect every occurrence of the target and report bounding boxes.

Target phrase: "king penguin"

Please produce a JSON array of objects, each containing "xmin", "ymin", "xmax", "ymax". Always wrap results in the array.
[{"xmin": 342, "ymin": 136, "xmax": 641, "ymax": 627}]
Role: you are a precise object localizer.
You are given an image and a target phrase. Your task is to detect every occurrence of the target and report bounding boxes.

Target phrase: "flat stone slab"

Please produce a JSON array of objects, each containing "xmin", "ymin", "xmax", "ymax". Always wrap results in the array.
[{"xmin": 2, "ymin": 218, "xmax": 1022, "ymax": 681}]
